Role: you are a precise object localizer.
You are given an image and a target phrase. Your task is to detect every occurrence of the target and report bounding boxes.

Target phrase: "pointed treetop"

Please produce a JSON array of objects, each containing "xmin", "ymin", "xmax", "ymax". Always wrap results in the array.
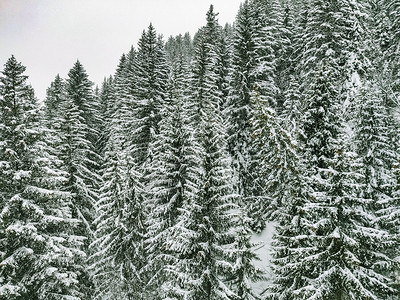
[
  {"xmin": 206, "ymin": 4, "xmax": 219, "ymax": 24},
  {"xmin": 148, "ymin": 22, "xmax": 154, "ymax": 31},
  {"xmin": 1, "ymin": 55, "xmax": 27, "ymax": 81}
]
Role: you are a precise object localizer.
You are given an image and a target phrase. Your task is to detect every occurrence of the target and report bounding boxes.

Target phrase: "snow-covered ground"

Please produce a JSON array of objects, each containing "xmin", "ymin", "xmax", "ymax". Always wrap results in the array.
[{"xmin": 251, "ymin": 222, "xmax": 276, "ymax": 296}]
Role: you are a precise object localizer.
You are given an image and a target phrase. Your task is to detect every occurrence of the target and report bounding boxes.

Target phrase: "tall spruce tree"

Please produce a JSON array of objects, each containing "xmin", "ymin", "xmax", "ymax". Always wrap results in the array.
[
  {"xmin": 143, "ymin": 34, "xmax": 202, "ymax": 299},
  {"xmin": 168, "ymin": 108, "xmax": 238, "ymax": 300},
  {"xmin": 353, "ymin": 79, "xmax": 399, "ymax": 298},
  {"xmin": 227, "ymin": 0, "xmax": 281, "ymax": 231},
  {"xmin": 91, "ymin": 54, "xmax": 147, "ymax": 300},
  {"xmin": 161, "ymin": 6, "xmax": 260, "ymax": 299},
  {"xmin": 227, "ymin": 0, "xmax": 260, "ymax": 211},
  {"xmin": 130, "ymin": 24, "xmax": 168, "ymax": 168},
  {"xmin": 42, "ymin": 61, "xmax": 102, "ymax": 298},
  {"xmin": 274, "ymin": 0, "xmax": 396, "ymax": 297},
  {"xmin": 0, "ymin": 56, "xmax": 85, "ymax": 300},
  {"xmin": 60, "ymin": 62, "xmax": 100, "ymax": 247}
]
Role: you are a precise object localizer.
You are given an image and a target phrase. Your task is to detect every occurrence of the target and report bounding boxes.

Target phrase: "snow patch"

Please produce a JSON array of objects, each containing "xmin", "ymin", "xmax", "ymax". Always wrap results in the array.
[{"xmin": 251, "ymin": 221, "xmax": 276, "ymax": 296}]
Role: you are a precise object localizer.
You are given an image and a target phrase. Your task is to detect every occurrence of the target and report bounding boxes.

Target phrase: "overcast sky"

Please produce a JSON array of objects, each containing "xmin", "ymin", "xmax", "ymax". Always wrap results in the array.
[{"xmin": 0, "ymin": 0, "xmax": 243, "ymax": 100}]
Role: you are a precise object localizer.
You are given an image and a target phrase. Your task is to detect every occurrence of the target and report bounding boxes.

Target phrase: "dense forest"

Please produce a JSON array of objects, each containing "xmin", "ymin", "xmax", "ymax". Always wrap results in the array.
[{"xmin": 1, "ymin": 0, "xmax": 400, "ymax": 299}]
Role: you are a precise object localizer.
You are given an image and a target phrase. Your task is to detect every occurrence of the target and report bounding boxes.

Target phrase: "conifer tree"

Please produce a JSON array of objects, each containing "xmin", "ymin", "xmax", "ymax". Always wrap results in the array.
[
  {"xmin": 160, "ymin": 7, "xmax": 262, "ymax": 299},
  {"xmin": 44, "ymin": 74, "xmax": 65, "ymax": 125},
  {"xmin": 227, "ymin": 0, "xmax": 259, "ymax": 205},
  {"xmin": 264, "ymin": 0, "xmax": 398, "ymax": 298},
  {"xmin": 169, "ymin": 109, "xmax": 238, "ymax": 300},
  {"xmin": 91, "ymin": 55, "xmax": 147, "ymax": 300},
  {"xmin": 130, "ymin": 24, "xmax": 168, "ymax": 168},
  {"xmin": 231, "ymin": 210, "xmax": 264, "ymax": 300},
  {"xmin": 294, "ymin": 2, "xmax": 393, "ymax": 295},
  {"xmin": 143, "ymin": 35, "xmax": 202, "ymax": 298},
  {"xmin": 145, "ymin": 99, "xmax": 201, "ymax": 299},
  {"xmin": 42, "ymin": 62, "xmax": 101, "ymax": 297},
  {"xmin": 227, "ymin": 0, "xmax": 281, "ymax": 231},
  {"xmin": 355, "ymin": 79, "xmax": 400, "ymax": 297},
  {"xmin": 60, "ymin": 62, "xmax": 100, "ymax": 245},
  {"xmin": 388, "ymin": 0, "xmax": 400, "ymax": 95},
  {"xmin": 297, "ymin": 60, "xmax": 393, "ymax": 299},
  {"xmin": 0, "ymin": 56, "xmax": 85, "ymax": 300},
  {"xmin": 66, "ymin": 61, "xmax": 100, "ymax": 146},
  {"xmin": 188, "ymin": 5, "xmax": 224, "ymax": 127}
]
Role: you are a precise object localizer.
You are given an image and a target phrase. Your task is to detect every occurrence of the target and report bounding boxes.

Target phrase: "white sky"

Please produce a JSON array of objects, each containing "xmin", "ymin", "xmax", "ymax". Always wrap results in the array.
[{"xmin": 0, "ymin": 0, "xmax": 243, "ymax": 100}]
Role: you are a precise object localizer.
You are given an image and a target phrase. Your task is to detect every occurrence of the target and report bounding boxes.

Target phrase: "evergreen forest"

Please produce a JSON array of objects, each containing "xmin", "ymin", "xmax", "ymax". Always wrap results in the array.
[{"xmin": 1, "ymin": 0, "xmax": 400, "ymax": 299}]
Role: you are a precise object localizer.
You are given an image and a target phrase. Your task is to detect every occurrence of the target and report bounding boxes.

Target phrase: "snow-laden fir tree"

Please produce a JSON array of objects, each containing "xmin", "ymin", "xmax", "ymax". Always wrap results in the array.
[
  {"xmin": 44, "ymin": 74, "xmax": 65, "ymax": 126},
  {"xmin": 91, "ymin": 146, "xmax": 146, "ymax": 300},
  {"xmin": 298, "ymin": 50, "xmax": 393, "ymax": 300},
  {"xmin": 265, "ymin": 0, "xmax": 399, "ymax": 297},
  {"xmin": 274, "ymin": 0, "xmax": 296, "ymax": 113},
  {"xmin": 387, "ymin": 0, "xmax": 400, "ymax": 96},
  {"xmin": 90, "ymin": 54, "xmax": 147, "ymax": 300},
  {"xmin": 260, "ymin": 112, "xmax": 311, "ymax": 299},
  {"xmin": 227, "ymin": 0, "xmax": 282, "ymax": 231},
  {"xmin": 42, "ymin": 62, "xmax": 102, "ymax": 297},
  {"xmin": 66, "ymin": 60, "xmax": 101, "ymax": 147},
  {"xmin": 167, "ymin": 108, "xmax": 238, "ymax": 300},
  {"xmin": 145, "ymin": 94, "xmax": 202, "ymax": 300},
  {"xmin": 297, "ymin": 58, "xmax": 393, "ymax": 299},
  {"xmin": 278, "ymin": 0, "xmax": 303, "ymax": 124},
  {"xmin": 58, "ymin": 62, "xmax": 100, "ymax": 247},
  {"xmin": 130, "ymin": 24, "xmax": 169, "ymax": 168},
  {"xmin": 227, "ymin": 0, "xmax": 261, "ymax": 220},
  {"xmin": 143, "ymin": 34, "xmax": 202, "ymax": 299},
  {"xmin": 0, "ymin": 56, "xmax": 87, "ymax": 300},
  {"xmin": 188, "ymin": 5, "xmax": 225, "ymax": 127},
  {"xmin": 354, "ymin": 78, "xmax": 400, "ymax": 297},
  {"xmin": 157, "ymin": 7, "xmax": 260, "ymax": 299}
]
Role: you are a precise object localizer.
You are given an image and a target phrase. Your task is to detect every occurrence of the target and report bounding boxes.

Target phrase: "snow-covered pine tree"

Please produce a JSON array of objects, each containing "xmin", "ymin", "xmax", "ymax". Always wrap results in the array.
[
  {"xmin": 158, "ymin": 6, "xmax": 262, "ymax": 299},
  {"xmin": 130, "ymin": 24, "xmax": 168, "ymax": 168},
  {"xmin": 215, "ymin": 25, "xmax": 232, "ymax": 112},
  {"xmin": 142, "ymin": 31, "xmax": 202, "ymax": 299},
  {"xmin": 227, "ymin": 0, "xmax": 282, "ymax": 231},
  {"xmin": 262, "ymin": 119, "xmax": 311, "ymax": 299},
  {"xmin": 91, "ymin": 142, "xmax": 130, "ymax": 299},
  {"xmin": 285, "ymin": 0, "xmax": 396, "ymax": 295},
  {"xmin": 368, "ymin": 1, "xmax": 400, "ymax": 284},
  {"xmin": 388, "ymin": 0, "xmax": 400, "ymax": 96},
  {"xmin": 353, "ymin": 79, "xmax": 400, "ymax": 298},
  {"xmin": 0, "ymin": 56, "xmax": 86, "ymax": 300},
  {"xmin": 60, "ymin": 62, "xmax": 100, "ymax": 244},
  {"xmin": 274, "ymin": 0, "xmax": 295, "ymax": 113},
  {"xmin": 90, "ymin": 54, "xmax": 147, "ymax": 300},
  {"xmin": 297, "ymin": 57, "xmax": 393, "ymax": 299},
  {"xmin": 66, "ymin": 60, "xmax": 101, "ymax": 147},
  {"xmin": 280, "ymin": 0, "xmax": 312, "ymax": 122},
  {"xmin": 43, "ymin": 74, "xmax": 68, "ymax": 162},
  {"xmin": 44, "ymin": 74, "xmax": 65, "ymax": 125},
  {"xmin": 145, "ymin": 95, "xmax": 202, "ymax": 300},
  {"xmin": 42, "ymin": 62, "xmax": 102, "ymax": 297},
  {"xmin": 168, "ymin": 108, "xmax": 238, "ymax": 300},
  {"xmin": 227, "ymin": 0, "xmax": 260, "ymax": 212},
  {"xmin": 188, "ymin": 5, "xmax": 225, "ymax": 127},
  {"xmin": 91, "ymin": 146, "xmax": 146, "ymax": 300},
  {"xmin": 277, "ymin": 0, "xmax": 303, "ymax": 124}
]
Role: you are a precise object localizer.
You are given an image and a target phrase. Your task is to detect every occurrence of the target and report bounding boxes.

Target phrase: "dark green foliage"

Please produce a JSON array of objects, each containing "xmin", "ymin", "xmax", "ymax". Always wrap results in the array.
[
  {"xmin": 0, "ymin": 56, "xmax": 85, "ymax": 300},
  {"xmin": 130, "ymin": 24, "xmax": 169, "ymax": 167}
]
